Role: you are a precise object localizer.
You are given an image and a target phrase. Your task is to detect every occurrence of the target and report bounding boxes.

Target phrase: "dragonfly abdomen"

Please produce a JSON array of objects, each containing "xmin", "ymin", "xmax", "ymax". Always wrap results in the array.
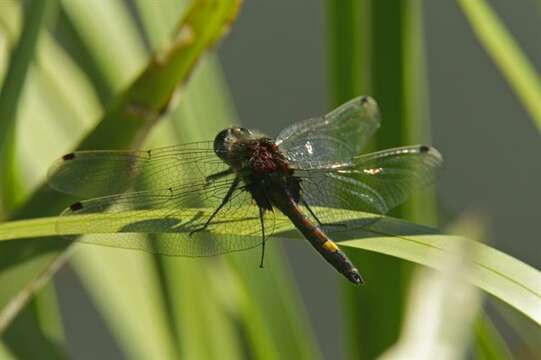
[{"xmin": 269, "ymin": 189, "xmax": 363, "ymax": 285}]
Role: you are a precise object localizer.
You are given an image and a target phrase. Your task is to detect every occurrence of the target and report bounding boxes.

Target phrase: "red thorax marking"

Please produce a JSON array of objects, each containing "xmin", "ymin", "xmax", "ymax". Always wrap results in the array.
[{"xmin": 249, "ymin": 141, "xmax": 290, "ymax": 175}]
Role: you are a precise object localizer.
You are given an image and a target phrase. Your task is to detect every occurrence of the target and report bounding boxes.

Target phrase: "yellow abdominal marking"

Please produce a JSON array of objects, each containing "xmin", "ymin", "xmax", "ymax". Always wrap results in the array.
[{"xmin": 322, "ymin": 240, "xmax": 338, "ymax": 253}]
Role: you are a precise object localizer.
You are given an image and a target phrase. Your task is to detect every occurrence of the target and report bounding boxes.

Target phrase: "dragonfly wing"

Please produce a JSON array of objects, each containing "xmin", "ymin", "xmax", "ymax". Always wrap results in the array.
[
  {"xmin": 275, "ymin": 96, "xmax": 380, "ymax": 167},
  {"xmin": 295, "ymin": 145, "xmax": 443, "ymax": 228},
  {"xmin": 47, "ymin": 142, "xmax": 218, "ymax": 198},
  {"xmin": 57, "ymin": 173, "xmax": 278, "ymax": 257}
]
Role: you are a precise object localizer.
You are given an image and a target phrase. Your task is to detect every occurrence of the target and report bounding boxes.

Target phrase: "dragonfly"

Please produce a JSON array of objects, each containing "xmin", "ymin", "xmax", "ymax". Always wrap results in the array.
[{"xmin": 48, "ymin": 96, "xmax": 442, "ymax": 285}]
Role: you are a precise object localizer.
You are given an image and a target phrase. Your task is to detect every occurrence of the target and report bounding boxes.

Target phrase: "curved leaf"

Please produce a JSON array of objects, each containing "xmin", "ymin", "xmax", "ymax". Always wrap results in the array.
[
  {"xmin": 457, "ymin": 0, "xmax": 541, "ymax": 132},
  {"xmin": 0, "ymin": 0, "xmax": 243, "ymax": 334},
  {"xmin": 0, "ymin": 0, "xmax": 56, "ymax": 212},
  {"xmin": 0, "ymin": 208, "xmax": 539, "ymax": 327}
]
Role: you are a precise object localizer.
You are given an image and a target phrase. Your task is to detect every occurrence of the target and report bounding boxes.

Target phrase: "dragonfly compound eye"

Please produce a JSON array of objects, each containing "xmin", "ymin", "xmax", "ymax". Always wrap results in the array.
[{"xmin": 214, "ymin": 128, "xmax": 240, "ymax": 160}]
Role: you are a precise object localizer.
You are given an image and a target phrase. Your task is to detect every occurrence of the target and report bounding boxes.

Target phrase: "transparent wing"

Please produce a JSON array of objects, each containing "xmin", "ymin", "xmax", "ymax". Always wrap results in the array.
[
  {"xmin": 47, "ymin": 142, "xmax": 218, "ymax": 198},
  {"xmin": 49, "ymin": 141, "xmax": 285, "ymax": 256},
  {"xmin": 294, "ymin": 145, "xmax": 443, "ymax": 228},
  {"xmin": 57, "ymin": 170, "xmax": 279, "ymax": 257},
  {"xmin": 275, "ymin": 96, "xmax": 381, "ymax": 168}
]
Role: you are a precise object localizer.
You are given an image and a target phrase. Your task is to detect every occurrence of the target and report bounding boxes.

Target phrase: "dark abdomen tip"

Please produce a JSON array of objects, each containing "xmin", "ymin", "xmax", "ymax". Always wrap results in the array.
[
  {"xmin": 69, "ymin": 202, "xmax": 83, "ymax": 211},
  {"xmin": 62, "ymin": 153, "xmax": 76, "ymax": 161},
  {"xmin": 349, "ymin": 270, "xmax": 364, "ymax": 285}
]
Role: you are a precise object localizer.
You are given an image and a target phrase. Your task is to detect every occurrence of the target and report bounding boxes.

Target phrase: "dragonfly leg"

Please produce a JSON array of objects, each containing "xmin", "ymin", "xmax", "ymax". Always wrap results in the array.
[
  {"xmin": 258, "ymin": 206, "xmax": 266, "ymax": 268},
  {"xmin": 205, "ymin": 168, "xmax": 234, "ymax": 185},
  {"xmin": 189, "ymin": 176, "xmax": 240, "ymax": 236},
  {"xmin": 301, "ymin": 199, "xmax": 347, "ymax": 229}
]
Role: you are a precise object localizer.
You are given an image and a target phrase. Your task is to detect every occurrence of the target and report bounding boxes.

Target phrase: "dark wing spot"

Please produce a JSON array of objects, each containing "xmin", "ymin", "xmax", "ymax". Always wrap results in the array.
[
  {"xmin": 62, "ymin": 153, "xmax": 76, "ymax": 161},
  {"xmin": 419, "ymin": 145, "xmax": 430, "ymax": 153},
  {"xmin": 69, "ymin": 202, "xmax": 84, "ymax": 211}
]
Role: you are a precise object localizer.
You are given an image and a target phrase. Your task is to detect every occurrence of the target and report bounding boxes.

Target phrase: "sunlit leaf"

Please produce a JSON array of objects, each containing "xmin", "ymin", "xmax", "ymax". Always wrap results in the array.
[
  {"xmin": 0, "ymin": 0, "xmax": 243, "ymax": 337},
  {"xmin": 457, "ymin": 0, "xmax": 541, "ymax": 132},
  {"xmin": 0, "ymin": 0, "xmax": 55, "ymax": 212},
  {"xmin": 0, "ymin": 209, "xmax": 539, "ymax": 328},
  {"xmin": 380, "ymin": 215, "xmax": 484, "ymax": 360}
]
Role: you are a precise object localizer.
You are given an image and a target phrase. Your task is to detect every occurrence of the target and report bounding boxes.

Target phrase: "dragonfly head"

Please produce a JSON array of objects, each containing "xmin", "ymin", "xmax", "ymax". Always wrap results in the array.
[{"xmin": 214, "ymin": 127, "xmax": 261, "ymax": 163}]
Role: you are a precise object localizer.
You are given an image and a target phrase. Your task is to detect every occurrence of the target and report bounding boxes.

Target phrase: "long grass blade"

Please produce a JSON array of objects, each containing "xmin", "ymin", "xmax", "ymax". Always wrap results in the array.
[
  {"xmin": 63, "ymin": 1, "xmax": 185, "ymax": 357},
  {"xmin": 0, "ymin": 0, "xmax": 55, "ymax": 212},
  {"xmin": 0, "ymin": 0, "xmax": 243, "ymax": 336},
  {"xmin": 457, "ymin": 0, "xmax": 541, "ymax": 132},
  {"xmin": 474, "ymin": 313, "xmax": 513, "ymax": 360},
  {"xmin": 156, "ymin": 52, "xmax": 319, "ymax": 359},
  {"xmin": 381, "ymin": 217, "xmax": 484, "ymax": 360},
  {"xmin": 327, "ymin": 2, "xmax": 421, "ymax": 358},
  {"xmin": 0, "ymin": 1, "xmax": 68, "ymax": 357},
  {"xmin": 59, "ymin": 0, "xmax": 147, "ymax": 93},
  {"xmin": 326, "ymin": 0, "xmax": 368, "ymax": 105},
  {"xmin": 66, "ymin": 1, "xmax": 246, "ymax": 357},
  {"xmin": 0, "ymin": 210, "xmax": 539, "ymax": 327}
]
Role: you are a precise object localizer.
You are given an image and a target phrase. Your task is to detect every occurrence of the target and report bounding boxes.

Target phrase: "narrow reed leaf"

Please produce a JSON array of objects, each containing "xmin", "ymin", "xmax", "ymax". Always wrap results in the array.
[
  {"xmin": 458, "ymin": 0, "xmax": 541, "ymax": 132},
  {"xmin": 0, "ymin": 0, "xmax": 56, "ymax": 212},
  {"xmin": 0, "ymin": 209, "xmax": 539, "ymax": 327},
  {"xmin": 474, "ymin": 313, "xmax": 513, "ymax": 360},
  {"xmin": 0, "ymin": 0, "xmax": 243, "ymax": 333},
  {"xmin": 60, "ymin": 0, "xmax": 147, "ymax": 93}
]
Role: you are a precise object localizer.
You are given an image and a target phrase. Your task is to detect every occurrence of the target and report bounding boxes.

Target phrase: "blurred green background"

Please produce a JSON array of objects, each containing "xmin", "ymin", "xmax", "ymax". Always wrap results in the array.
[{"xmin": 0, "ymin": 0, "xmax": 539, "ymax": 359}]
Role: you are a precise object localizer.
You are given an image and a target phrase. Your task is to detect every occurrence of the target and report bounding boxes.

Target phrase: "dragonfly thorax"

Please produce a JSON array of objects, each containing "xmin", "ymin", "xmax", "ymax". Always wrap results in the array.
[
  {"xmin": 213, "ymin": 127, "xmax": 291, "ymax": 176},
  {"xmin": 248, "ymin": 140, "xmax": 290, "ymax": 175}
]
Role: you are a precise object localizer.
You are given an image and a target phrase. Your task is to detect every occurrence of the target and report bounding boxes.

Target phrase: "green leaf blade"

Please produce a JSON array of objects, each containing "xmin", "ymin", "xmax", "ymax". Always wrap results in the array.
[
  {"xmin": 1, "ymin": 209, "xmax": 539, "ymax": 327},
  {"xmin": 0, "ymin": 0, "xmax": 243, "ymax": 336},
  {"xmin": 458, "ymin": 0, "xmax": 541, "ymax": 132}
]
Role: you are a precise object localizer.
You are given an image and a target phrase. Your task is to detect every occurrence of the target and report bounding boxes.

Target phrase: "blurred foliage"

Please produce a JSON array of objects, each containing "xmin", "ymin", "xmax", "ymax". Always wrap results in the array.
[
  {"xmin": 0, "ymin": 0, "xmax": 55, "ymax": 214},
  {"xmin": 458, "ymin": 0, "xmax": 541, "ymax": 132},
  {"xmin": 0, "ymin": 0, "xmax": 539, "ymax": 359}
]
